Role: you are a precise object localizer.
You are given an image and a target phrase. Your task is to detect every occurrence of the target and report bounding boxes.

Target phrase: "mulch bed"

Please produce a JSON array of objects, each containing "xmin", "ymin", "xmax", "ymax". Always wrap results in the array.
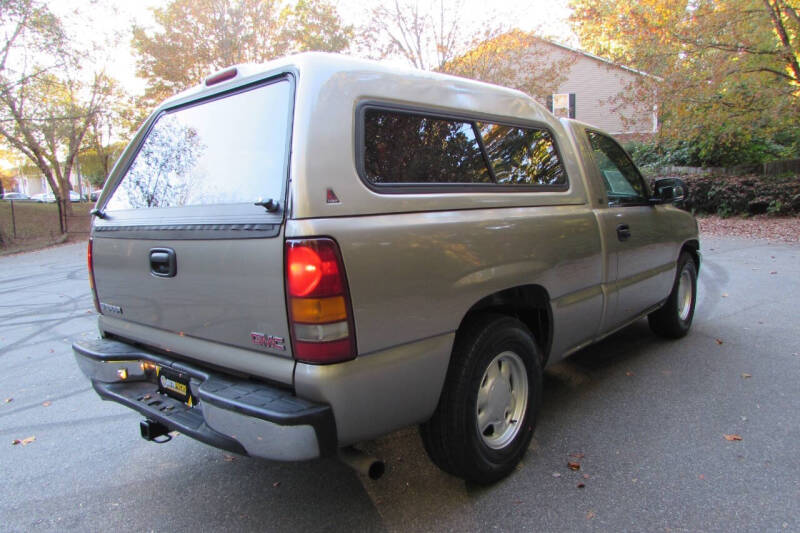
[{"xmin": 698, "ymin": 215, "xmax": 800, "ymax": 243}]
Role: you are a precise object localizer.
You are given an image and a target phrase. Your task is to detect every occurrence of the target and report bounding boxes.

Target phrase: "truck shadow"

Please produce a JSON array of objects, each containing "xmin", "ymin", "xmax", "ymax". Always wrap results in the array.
[
  {"xmin": 64, "ymin": 319, "xmax": 699, "ymax": 533},
  {"xmin": 542, "ymin": 318, "xmax": 661, "ymax": 392}
]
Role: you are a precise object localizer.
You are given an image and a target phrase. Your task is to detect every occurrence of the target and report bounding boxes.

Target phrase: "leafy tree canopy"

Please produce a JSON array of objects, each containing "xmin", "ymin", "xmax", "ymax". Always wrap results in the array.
[
  {"xmin": 444, "ymin": 30, "xmax": 576, "ymax": 103},
  {"xmin": 361, "ymin": 0, "xmax": 508, "ymax": 72},
  {"xmin": 0, "ymin": 0, "xmax": 114, "ymax": 210},
  {"xmin": 569, "ymin": 0, "xmax": 800, "ymax": 164},
  {"xmin": 132, "ymin": 0, "xmax": 352, "ymax": 105}
]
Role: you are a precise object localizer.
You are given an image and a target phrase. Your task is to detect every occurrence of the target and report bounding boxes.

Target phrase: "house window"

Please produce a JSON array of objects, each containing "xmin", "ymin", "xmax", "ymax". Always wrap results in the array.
[{"xmin": 549, "ymin": 93, "xmax": 576, "ymax": 119}]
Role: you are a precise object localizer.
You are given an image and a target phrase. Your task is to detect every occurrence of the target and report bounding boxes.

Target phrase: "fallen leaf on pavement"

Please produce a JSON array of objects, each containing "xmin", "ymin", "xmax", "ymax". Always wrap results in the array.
[
  {"xmin": 741, "ymin": 373, "xmax": 752, "ymax": 379},
  {"xmin": 42, "ymin": 401, "xmax": 51, "ymax": 407},
  {"xmin": 715, "ymin": 338, "xmax": 724, "ymax": 345},
  {"xmin": 567, "ymin": 461, "xmax": 581, "ymax": 471},
  {"xmin": 724, "ymin": 434, "xmax": 743, "ymax": 441}
]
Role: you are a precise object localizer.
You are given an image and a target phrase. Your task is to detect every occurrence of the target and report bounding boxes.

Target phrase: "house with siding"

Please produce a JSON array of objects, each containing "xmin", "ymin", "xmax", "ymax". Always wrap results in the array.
[
  {"xmin": 9, "ymin": 170, "xmax": 90, "ymax": 198},
  {"xmin": 533, "ymin": 40, "xmax": 658, "ymax": 139}
]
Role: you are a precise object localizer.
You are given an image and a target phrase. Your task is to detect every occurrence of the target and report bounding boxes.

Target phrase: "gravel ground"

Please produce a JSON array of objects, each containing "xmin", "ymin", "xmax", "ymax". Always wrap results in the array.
[{"xmin": 698, "ymin": 215, "xmax": 800, "ymax": 243}]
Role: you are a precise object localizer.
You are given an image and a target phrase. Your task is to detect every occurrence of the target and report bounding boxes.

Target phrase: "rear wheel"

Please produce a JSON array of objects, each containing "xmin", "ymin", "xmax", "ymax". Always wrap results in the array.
[
  {"xmin": 648, "ymin": 251, "xmax": 697, "ymax": 338},
  {"xmin": 420, "ymin": 314, "xmax": 542, "ymax": 484}
]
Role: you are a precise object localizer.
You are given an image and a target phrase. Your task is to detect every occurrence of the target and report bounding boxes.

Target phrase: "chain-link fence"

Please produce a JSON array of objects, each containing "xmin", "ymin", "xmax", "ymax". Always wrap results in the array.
[{"xmin": 0, "ymin": 200, "xmax": 91, "ymax": 250}]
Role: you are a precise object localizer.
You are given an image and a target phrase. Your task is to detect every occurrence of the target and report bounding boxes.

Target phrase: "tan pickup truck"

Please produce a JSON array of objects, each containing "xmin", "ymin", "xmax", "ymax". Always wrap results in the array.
[{"xmin": 73, "ymin": 53, "xmax": 699, "ymax": 484}]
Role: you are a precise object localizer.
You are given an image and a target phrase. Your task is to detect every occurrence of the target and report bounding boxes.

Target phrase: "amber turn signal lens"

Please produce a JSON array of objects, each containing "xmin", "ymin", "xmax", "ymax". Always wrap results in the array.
[
  {"xmin": 291, "ymin": 296, "xmax": 347, "ymax": 324},
  {"xmin": 285, "ymin": 237, "xmax": 356, "ymax": 364}
]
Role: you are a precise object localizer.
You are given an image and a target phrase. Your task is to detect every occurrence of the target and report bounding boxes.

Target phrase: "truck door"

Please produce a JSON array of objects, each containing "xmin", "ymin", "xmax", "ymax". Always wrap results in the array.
[{"xmin": 584, "ymin": 131, "xmax": 675, "ymax": 329}]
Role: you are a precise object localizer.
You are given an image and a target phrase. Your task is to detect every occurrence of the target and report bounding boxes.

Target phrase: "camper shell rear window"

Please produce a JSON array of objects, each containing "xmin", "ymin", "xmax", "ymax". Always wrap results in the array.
[{"xmin": 106, "ymin": 78, "xmax": 292, "ymax": 211}]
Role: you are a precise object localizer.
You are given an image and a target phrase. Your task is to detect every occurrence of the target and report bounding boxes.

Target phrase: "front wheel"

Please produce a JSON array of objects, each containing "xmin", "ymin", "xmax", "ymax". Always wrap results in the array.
[
  {"xmin": 648, "ymin": 251, "xmax": 697, "ymax": 338},
  {"xmin": 420, "ymin": 314, "xmax": 542, "ymax": 484}
]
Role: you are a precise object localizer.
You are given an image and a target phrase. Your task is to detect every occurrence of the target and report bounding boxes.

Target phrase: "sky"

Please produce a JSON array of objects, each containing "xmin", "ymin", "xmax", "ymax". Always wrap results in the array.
[
  {"xmin": 2, "ymin": 0, "xmax": 574, "ymax": 172},
  {"xmin": 48, "ymin": 0, "xmax": 575, "ymax": 95}
]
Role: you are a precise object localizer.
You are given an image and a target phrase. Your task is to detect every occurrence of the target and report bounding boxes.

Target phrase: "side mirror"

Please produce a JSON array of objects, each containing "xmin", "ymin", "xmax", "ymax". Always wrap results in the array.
[{"xmin": 651, "ymin": 177, "xmax": 687, "ymax": 205}]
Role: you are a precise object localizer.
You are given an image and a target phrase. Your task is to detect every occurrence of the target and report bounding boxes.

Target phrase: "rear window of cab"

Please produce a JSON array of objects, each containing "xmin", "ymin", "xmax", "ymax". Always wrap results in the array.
[{"xmin": 360, "ymin": 107, "xmax": 568, "ymax": 191}]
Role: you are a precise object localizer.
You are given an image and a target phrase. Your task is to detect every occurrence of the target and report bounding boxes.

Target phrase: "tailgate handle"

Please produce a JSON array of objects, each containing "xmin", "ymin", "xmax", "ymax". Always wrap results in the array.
[{"xmin": 150, "ymin": 248, "xmax": 177, "ymax": 278}]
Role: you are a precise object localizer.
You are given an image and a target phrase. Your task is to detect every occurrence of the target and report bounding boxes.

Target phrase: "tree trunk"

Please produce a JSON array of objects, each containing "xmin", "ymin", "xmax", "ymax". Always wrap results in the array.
[{"xmin": 764, "ymin": 0, "xmax": 800, "ymax": 85}]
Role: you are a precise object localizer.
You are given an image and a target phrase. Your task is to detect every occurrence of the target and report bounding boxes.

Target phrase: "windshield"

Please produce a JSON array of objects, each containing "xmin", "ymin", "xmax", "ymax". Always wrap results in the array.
[{"xmin": 106, "ymin": 79, "xmax": 291, "ymax": 210}]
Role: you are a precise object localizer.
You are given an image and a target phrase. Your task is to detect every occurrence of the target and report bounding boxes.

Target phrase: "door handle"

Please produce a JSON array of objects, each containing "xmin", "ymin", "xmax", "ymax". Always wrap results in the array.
[
  {"xmin": 150, "ymin": 248, "xmax": 177, "ymax": 277},
  {"xmin": 616, "ymin": 224, "xmax": 631, "ymax": 242}
]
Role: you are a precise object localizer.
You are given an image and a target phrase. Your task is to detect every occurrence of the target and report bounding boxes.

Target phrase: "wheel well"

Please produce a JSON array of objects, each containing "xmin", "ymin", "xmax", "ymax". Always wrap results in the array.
[
  {"xmin": 682, "ymin": 239, "xmax": 700, "ymax": 271},
  {"xmin": 458, "ymin": 285, "xmax": 552, "ymax": 365}
]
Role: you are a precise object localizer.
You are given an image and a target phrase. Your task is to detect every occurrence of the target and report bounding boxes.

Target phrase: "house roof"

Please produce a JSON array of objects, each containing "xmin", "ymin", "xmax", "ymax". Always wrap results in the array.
[{"xmin": 537, "ymin": 38, "xmax": 658, "ymax": 80}]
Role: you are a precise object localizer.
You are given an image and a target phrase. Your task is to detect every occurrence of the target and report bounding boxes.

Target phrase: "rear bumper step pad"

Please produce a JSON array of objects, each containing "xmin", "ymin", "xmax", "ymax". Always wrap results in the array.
[{"xmin": 73, "ymin": 337, "xmax": 337, "ymax": 460}]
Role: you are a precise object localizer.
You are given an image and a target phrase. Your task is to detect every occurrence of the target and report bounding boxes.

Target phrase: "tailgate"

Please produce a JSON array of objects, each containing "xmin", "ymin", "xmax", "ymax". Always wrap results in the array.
[
  {"xmin": 92, "ymin": 75, "xmax": 294, "ymax": 360},
  {"xmin": 92, "ymin": 234, "xmax": 290, "ymax": 356}
]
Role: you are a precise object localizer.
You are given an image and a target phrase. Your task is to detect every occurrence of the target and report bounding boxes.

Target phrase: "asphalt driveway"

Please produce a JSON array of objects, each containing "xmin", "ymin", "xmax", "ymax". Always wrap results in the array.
[{"xmin": 1, "ymin": 236, "xmax": 798, "ymax": 532}]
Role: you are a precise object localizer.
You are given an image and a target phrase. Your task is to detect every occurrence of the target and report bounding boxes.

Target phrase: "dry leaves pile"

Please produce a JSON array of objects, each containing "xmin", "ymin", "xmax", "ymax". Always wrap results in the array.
[{"xmin": 698, "ymin": 216, "xmax": 800, "ymax": 243}]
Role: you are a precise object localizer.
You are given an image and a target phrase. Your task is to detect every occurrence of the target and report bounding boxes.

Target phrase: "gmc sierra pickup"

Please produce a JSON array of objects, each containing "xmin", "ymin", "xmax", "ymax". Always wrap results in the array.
[{"xmin": 74, "ymin": 53, "xmax": 699, "ymax": 484}]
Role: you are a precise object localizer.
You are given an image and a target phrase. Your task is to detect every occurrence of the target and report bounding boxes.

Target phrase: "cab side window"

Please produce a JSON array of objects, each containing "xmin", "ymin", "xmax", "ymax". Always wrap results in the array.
[{"xmin": 586, "ymin": 131, "xmax": 648, "ymax": 205}]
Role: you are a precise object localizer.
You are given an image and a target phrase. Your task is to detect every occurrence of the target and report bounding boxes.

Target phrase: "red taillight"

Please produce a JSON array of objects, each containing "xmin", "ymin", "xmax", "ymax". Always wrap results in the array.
[
  {"xmin": 287, "ymin": 246, "xmax": 323, "ymax": 297},
  {"xmin": 285, "ymin": 238, "xmax": 355, "ymax": 364},
  {"xmin": 87, "ymin": 238, "xmax": 101, "ymax": 313}
]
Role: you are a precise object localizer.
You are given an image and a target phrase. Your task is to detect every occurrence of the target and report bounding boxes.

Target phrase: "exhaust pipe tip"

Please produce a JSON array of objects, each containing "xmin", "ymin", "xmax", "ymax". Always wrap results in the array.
[{"xmin": 339, "ymin": 446, "xmax": 385, "ymax": 480}]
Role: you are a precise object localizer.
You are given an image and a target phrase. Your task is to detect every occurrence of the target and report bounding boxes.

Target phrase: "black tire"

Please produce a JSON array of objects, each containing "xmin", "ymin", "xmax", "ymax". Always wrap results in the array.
[
  {"xmin": 420, "ymin": 313, "xmax": 542, "ymax": 484},
  {"xmin": 648, "ymin": 251, "xmax": 697, "ymax": 338}
]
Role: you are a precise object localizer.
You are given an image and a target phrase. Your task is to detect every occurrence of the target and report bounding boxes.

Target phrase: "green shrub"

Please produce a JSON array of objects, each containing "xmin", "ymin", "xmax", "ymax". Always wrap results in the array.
[
  {"xmin": 626, "ymin": 128, "xmax": 800, "ymax": 169},
  {"xmin": 666, "ymin": 173, "xmax": 800, "ymax": 216}
]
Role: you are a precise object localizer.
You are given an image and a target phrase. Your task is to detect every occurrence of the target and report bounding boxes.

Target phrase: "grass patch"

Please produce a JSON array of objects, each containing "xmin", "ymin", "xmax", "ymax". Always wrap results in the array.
[{"xmin": 0, "ymin": 201, "xmax": 92, "ymax": 251}]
